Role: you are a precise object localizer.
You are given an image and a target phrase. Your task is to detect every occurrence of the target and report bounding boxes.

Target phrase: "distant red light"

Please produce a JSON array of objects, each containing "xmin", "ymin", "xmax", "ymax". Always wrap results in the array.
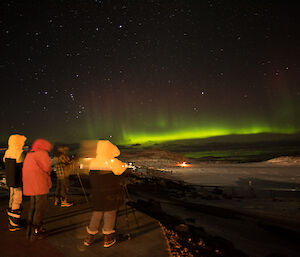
[{"xmin": 176, "ymin": 161, "xmax": 191, "ymax": 167}]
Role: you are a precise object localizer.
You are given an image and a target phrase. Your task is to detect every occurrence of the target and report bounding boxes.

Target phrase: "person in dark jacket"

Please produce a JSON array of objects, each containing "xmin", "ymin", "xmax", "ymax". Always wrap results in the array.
[
  {"xmin": 82, "ymin": 140, "xmax": 127, "ymax": 248},
  {"xmin": 22, "ymin": 138, "xmax": 53, "ymax": 240},
  {"xmin": 3, "ymin": 134, "xmax": 27, "ymax": 231}
]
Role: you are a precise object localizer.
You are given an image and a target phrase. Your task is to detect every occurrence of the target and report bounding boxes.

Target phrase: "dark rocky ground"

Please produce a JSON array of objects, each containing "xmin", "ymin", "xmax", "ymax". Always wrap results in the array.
[{"xmin": 123, "ymin": 168, "xmax": 300, "ymax": 257}]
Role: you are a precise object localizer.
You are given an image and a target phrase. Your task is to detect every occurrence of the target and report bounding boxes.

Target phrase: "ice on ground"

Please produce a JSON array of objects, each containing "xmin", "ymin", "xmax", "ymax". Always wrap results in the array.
[
  {"xmin": 123, "ymin": 150, "xmax": 300, "ymax": 186},
  {"xmin": 267, "ymin": 156, "xmax": 300, "ymax": 165}
]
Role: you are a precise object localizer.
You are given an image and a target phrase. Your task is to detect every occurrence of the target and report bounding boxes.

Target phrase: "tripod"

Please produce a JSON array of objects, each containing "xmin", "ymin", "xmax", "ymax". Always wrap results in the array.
[
  {"xmin": 122, "ymin": 183, "xmax": 139, "ymax": 236},
  {"xmin": 76, "ymin": 172, "xmax": 89, "ymax": 203},
  {"xmin": 70, "ymin": 160, "xmax": 89, "ymax": 203}
]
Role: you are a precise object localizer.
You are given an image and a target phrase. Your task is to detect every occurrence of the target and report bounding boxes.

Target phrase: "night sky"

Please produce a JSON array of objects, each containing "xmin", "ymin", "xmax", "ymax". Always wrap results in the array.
[{"xmin": 1, "ymin": 0, "xmax": 299, "ymax": 145}]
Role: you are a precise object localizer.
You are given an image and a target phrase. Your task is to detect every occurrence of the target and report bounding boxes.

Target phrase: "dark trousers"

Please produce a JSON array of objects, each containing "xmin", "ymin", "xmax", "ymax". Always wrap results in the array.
[
  {"xmin": 55, "ymin": 176, "xmax": 70, "ymax": 200},
  {"xmin": 55, "ymin": 178, "xmax": 67, "ymax": 200},
  {"xmin": 27, "ymin": 194, "xmax": 47, "ymax": 226}
]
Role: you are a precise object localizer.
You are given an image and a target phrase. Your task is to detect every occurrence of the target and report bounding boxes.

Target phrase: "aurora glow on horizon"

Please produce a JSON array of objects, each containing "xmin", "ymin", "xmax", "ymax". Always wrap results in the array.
[
  {"xmin": 120, "ymin": 126, "xmax": 299, "ymax": 145},
  {"xmin": 81, "ymin": 99, "xmax": 300, "ymax": 144},
  {"xmin": 1, "ymin": 1, "xmax": 299, "ymax": 145},
  {"xmin": 80, "ymin": 81, "xmax": 300, "ymax": 144}
]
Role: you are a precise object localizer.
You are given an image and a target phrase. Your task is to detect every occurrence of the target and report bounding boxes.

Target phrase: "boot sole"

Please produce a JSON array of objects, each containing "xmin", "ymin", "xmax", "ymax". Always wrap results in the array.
[
  {"xmin": 104, "ymin": 239, "xmax": 116, "ymax": 248},
  {"xmin": 9, "ymin": 227, "xmax": 21, "ymax": 232}
]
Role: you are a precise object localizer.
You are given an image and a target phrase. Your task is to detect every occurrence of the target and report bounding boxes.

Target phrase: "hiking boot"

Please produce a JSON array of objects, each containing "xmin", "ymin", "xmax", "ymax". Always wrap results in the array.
[
  {"xmin": 7, "ymin": 208, "xmax": 22, "ymax": 231},
  {"xmin": 39, "ymin": 225, "xmax": 46, "ymax": 233},
  {"xmin": 54, "ymin": 197, "xmax": 61, "ymax": 206},
  {"xmin": 104, "ymin": 233, "xmax": 116, "ymax": 248},
  {"xmin": 30, "ymin": 226, "xmax": 47, "ymax": 240},
  {"xmin": 83, "ymin": 234, "xmax": 95, "ymax": 246},
  {"xmin": 8, "ymin": 223, "xmax": 21, "ymax": 232},
  {"xmin": 60, "ymin": 200, "xmax": 73, "ymax": 207}
]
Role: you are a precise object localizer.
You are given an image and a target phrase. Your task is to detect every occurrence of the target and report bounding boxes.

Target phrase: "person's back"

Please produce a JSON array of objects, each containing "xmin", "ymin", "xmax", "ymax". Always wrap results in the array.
[
  {"xmin": 89, "ymin": 140, "xmax": 127, "ymax": 175},
  {"xmin": 53, "ymin": 146, "xmax": 73, "ymax": 207},
  {"xmin": 82, "ymin": 140, "xmax": 127, "ymax": 248},
  {"xmin": 22, "ymin": 138, "xmax": 53, "ymax": 240},
  {"xmin": 3, "ymin": 134, "xmax": 27, "ymax": 231},
  {"xmin": 23, "ymin": 139, "xmax": 53, "ymax": 196},
  {"xmin": 4, "ymin": 134, "xmax": 26, "ymax": 188},
  {"xmin": 53, "ymin": 148, "xmax": 71, "ymax": 178}
]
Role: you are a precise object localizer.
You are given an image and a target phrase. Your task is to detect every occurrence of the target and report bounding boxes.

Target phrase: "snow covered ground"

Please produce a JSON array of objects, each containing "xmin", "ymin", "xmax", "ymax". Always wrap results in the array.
[
  {"xmin": 125, "ymin": 154, "xmax": 300, "ymax": 187},
  {"xmin": 167, "ymin": 161, "xmax": 300, "ymax": 187}
]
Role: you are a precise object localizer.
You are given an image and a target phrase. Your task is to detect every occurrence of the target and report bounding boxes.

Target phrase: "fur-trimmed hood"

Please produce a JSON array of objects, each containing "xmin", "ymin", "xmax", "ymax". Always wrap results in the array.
[
  {"xmin": 4, "ymin": 134, "xmax": 27, "ymax": 162},
  {"xmin": 89, "ymin": 140, "xmax": 127, "ymax": 175}
]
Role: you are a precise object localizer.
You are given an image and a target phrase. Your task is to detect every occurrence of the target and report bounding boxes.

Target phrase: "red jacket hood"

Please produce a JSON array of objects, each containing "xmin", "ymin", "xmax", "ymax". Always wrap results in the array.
[{"xmin": 31, "ymin": 139, "xmax": 53, "ymax": 152}]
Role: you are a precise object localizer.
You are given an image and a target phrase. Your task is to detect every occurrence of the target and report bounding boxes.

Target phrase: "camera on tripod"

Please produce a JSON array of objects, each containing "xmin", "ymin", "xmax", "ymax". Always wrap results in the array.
[{"xmin": 126, "ymin": 162, "xmax": 137, "ymax": 171}]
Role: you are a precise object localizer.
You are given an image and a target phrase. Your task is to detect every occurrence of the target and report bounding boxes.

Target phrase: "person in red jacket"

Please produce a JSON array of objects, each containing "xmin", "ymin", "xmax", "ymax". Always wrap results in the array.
[{"xmin": 22, "ymin": 138, "xmax": 53, "ymax": 240}]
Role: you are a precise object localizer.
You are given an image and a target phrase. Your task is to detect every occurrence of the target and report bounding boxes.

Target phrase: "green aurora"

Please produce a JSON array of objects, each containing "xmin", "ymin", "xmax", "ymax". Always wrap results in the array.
[
  {"xmin": 120, "ymin": 125, "xmax": 299, "ymax": 144},
  {"xmin": 77, "ymin": 73, "xmax": 300, "ymax": 145},
  {"xmin": 79, "ymin": 106, "xmax": 300, "ymax": 145},
  {"xmin": 75, "ymin": 87, "xmax": 300, "ymax": 145}
]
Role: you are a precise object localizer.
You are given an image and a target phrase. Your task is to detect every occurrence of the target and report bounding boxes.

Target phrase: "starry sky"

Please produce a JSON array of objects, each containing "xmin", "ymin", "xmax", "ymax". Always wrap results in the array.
[{"xmin": 0, "ymin": 0, "xmax": 299, "ymax": 145}]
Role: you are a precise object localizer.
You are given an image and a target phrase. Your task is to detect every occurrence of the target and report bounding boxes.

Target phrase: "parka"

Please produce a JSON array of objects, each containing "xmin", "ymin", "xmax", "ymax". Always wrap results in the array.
[
  {"xmin": 22, "ymin": 139, "xmax": 53, "ymax": 196},
  {"xmin": 3, "ymin": 134, "xmax": 27, "ymax": 187},
  {"xmin": 88, "ymin": 140, "xmax": 127, "ymax": 211}
]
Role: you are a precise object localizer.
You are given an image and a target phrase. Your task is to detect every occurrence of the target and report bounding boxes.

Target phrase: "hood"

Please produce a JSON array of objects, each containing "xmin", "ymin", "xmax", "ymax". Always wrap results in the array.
[
  {"xmin": 4, "ymin": 134, "xmax": 27, "ymax": 160},
  {"xmin": 31, "ymin": 139, "xmax": 53, "ymax": 152},
  {"xmin": 89, "ymin": 140, "xmax": 126, "ymax": 175},
  {"xmin": 8, "ymin": 134, "xmax": 27, "ymax": 149},
  {"xmin": 96, "ymin": 140, "xmax": 120, "ymax": 159}
]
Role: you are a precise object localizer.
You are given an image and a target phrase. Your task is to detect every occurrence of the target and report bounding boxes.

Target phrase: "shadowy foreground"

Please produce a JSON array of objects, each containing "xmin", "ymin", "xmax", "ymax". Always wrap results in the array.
[{"xmin": 0, "ymin": 193, "xmax": 168, "ymax": 257}]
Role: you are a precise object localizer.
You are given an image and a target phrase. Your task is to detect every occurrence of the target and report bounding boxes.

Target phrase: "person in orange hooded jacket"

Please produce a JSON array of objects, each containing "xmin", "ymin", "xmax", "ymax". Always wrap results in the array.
[
  {"xmin": 22, "ymin": 138, "xmax": 53, "ymax": 240},
  {"xmin": 82, "ymin": 140, "xmax": 127, "ymax": 248}
]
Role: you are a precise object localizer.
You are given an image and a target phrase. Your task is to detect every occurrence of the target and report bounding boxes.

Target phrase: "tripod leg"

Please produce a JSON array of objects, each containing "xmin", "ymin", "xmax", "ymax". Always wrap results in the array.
[
  {"xmin": 123, "ymin": 184, "xmax": 139, "ymax": 227},
  {"xmin": 124, "ymin": 202, "xmax": 130, "ymax": 230},
  {"xmin": 77, "ymin": 173, "xmax": 89, "ymax": 203},
  {"xmin": 131, "ymin": 206, "xmax": 139, "ymax": 227}
]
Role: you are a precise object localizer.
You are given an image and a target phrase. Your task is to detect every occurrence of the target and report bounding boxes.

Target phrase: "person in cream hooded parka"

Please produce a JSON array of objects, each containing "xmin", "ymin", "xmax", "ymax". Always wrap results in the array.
[
  {"xmin": 83, "ymin": 140, "xmax": 127, "ymax": 248},
  {"xmin": 3, "ymin": 134, "xmax": 27, "ymax": 231}
]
